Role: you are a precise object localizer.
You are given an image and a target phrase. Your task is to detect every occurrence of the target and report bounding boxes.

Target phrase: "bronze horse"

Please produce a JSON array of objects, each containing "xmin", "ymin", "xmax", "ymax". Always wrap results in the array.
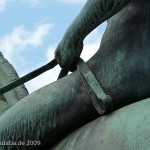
[{"xmin": 0, "ymin": 0, "xmax": 149, "ymax": 149}]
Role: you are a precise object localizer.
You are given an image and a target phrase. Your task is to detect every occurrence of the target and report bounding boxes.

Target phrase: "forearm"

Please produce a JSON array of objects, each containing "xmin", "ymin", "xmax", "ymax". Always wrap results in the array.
[
  {"xmin": 62, "ymin": 0, "xmax": 131, "ymax": 44},
  {"xmin": 55, "ymin": 0, "xmax": 131, "ymax": 68}
]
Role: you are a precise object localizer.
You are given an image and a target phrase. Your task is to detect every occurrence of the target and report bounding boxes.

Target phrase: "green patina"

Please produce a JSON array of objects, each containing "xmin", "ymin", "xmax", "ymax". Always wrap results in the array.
[{"xmin": 0, "ymin": 0, "xmax": 149, "ymax": 149}]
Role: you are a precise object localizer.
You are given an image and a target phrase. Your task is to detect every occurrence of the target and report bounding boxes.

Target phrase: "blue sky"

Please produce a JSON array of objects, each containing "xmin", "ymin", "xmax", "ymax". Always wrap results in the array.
[{"xmin": 0, "ymin": 0, "xmax": 106, "ymax": 93}]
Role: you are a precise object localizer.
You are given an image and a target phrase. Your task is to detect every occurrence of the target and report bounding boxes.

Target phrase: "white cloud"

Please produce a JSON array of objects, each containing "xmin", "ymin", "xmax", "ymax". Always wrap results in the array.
[
  {"xmin": 25, "ymin": 44, "xmax": 61, "ymax": 93},
  {"xmin": 21, "ymin": 0, "xmax": 41, "ymax": 7},
  {"xmin": 81, "ymin": 28, "xmax": 103, "ymax": 61},
  {"xmin": 0, "ymin": 22, "xmax": 53, "ymax": 94},
  {"xmin": 46, "ymin": 44, "xmax": 57, "ymax": 62},
  {"xmin": 0, "ymin": 0, "xmax": 6, "ymax": 11},
  {"xmin": 25, "ymin": 64, "xmax": 61, "ymax": 93},
  {"xmin": 59, "ymin": 0, "xmax": 87, "ymax": 4},
  {"xmin": 0, "ymin": 23, "xmax": 52, "ymax": 61}
]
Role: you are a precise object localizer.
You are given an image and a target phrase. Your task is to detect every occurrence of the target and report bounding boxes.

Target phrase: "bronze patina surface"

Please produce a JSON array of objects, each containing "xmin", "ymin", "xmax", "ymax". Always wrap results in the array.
[
  {"xmin": 0, "ymin": 53, "xmax": 28, "ymax": 116},
  {"xmin": 53, "ymin": 98, "xmax": 150, "ymax": 150},
  {"xmin": 0, "ymin": 0, "xmax": 149, "ymax": 149}
]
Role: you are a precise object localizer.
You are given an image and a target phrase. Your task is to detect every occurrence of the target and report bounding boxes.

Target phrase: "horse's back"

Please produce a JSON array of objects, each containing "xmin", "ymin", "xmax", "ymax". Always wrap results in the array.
[{"xmin": 53, "ymin": 97, "xmax": 150, "ymax": 150}]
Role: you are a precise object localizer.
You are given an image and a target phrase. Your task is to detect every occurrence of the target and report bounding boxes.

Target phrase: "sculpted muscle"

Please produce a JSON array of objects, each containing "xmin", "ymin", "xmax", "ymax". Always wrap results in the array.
[
  {"xmin": 0, "ymin": 1, "xmax": 150, "ymax": 149},
  {"xmin": 55, "ymin": 0, "xmax": 131, "ymax": 68},
  {"xmin": 67, "ymin": 0, "xmax": 131, "ymax": 40}
]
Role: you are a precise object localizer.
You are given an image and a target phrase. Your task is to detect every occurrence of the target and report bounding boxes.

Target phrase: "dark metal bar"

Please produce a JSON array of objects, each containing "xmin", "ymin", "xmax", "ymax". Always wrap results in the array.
[{"xmin": 0, "ymin": 59, "xmax": 58, "ymax": 95}]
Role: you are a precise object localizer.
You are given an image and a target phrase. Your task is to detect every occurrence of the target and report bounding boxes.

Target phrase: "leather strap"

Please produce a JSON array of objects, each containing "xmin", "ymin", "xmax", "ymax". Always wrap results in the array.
[{"xmin": 77, "ymin": 58, "xmax": 113, "ymax": 115}]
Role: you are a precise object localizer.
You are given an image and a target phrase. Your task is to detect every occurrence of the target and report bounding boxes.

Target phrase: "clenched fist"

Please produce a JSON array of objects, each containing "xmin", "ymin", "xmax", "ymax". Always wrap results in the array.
[{"xmin": 55, "ymin": 39, "xmax": 83, "ymax": 71}]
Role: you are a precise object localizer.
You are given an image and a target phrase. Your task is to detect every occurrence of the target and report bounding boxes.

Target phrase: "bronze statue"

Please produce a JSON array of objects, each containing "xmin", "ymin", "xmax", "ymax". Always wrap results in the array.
[
  {"xmin": 0, "ymin": 52, "xmax": 28, "ymax": 116},
  {"xmin": 0, "ymin": 0, "xmax": 149, "ymax": 149}
]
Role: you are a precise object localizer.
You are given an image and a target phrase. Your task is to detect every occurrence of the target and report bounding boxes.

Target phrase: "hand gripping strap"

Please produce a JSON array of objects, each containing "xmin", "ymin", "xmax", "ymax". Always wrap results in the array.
[{"xmin": 77, "ymin": 58, "xmax": 113, "ymax": 115}]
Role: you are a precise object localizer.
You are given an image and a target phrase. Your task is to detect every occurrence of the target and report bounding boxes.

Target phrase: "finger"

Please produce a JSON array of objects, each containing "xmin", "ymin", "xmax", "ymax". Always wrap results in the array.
[{"xmin": 57, "ymin": 68, "xmax": 69, "ymax": 80}]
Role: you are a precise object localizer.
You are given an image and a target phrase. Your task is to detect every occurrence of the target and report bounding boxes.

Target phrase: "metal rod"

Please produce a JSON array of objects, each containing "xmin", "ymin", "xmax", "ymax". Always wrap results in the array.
[{"xmin": 0, "ymin": 59, "xmax": 58, "ymax": 95}]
